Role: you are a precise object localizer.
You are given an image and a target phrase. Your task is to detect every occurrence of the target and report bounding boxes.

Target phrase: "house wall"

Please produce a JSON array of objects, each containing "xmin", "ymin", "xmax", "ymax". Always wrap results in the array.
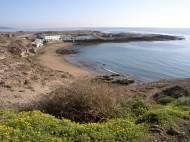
[
  {"xmin": 35, "ymin": 39, "xmax": 44, "ymax": 48},
  {"xmin": 63, "ymin": 35, "xmax": 73, "ymax": 41},
  {"xmin": 75, "ymin": 35, "xmax": 96, "ymax": 40},
  {"xmin": 62, "ymin": 35, "xmax": 97, "ymax": 42},
  {"xmin": 39, "ymin": 34, "xmax": 98, "ymax": 43},
  {"xmin": 44, "ymin": 35, "xmax": 62, "ymax": 42}
]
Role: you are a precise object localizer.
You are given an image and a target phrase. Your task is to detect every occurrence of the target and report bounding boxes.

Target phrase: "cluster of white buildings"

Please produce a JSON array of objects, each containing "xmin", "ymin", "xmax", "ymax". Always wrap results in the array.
[
  {"xmin": 37, "ymin": 34, "xmax": 97, "ymax": 43},
  {"xmin": 33, "ymin": 34, "xmax": 98, "ymax": 48},
  {"xmin": 43, "ymin": 35, "xmax": 62, "ymax": 42}
]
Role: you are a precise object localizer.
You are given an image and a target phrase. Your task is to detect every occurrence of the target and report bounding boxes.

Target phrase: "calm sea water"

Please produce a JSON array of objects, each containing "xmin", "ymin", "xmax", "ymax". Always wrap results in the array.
[{"xmin": 64, "ymin": 28, "xmax": 190, "ymax": 81}]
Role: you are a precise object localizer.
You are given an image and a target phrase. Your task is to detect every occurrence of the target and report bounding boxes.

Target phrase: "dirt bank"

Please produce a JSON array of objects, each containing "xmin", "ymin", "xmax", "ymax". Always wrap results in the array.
[{"xmin": 35, "ymin": 42, "xmax": 89, "ymax": 77}]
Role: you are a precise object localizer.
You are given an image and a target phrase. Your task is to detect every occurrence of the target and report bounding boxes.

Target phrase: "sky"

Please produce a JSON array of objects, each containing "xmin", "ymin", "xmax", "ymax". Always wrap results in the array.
[{"xmin": 0, "ymin": 0, "xmax": 190, "ymax": 28}]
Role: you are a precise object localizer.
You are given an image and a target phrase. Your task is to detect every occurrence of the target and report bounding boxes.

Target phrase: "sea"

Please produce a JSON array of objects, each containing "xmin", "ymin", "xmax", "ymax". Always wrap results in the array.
[
  {"xmin": 64, "ymin": 28, "xmax": 190, "ymax": 81},
  {"xmin": 1, "ymin": 27, "xmax": 190, "ymax": 81}
]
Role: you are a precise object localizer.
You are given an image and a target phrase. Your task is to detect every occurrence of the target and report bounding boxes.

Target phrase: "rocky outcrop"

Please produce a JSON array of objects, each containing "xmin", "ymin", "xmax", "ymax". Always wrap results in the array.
[
  {"xmin": 7, "ymin": 40, "xmax": 41, "ymax": 57},
  {"xmin": 96, "ymin": 75, "xmax": 135, "ymax": 85},
  {"xmin": 153, "ymin": 85, "xmax": 190, "ymax": 103},
  {"xmin": 56, "ymin": 48, "xmax": 78, "ymax": 55}
]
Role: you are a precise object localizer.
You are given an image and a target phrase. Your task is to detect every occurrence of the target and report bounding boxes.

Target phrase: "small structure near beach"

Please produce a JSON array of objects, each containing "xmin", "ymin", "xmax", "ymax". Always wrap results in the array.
[
  {"xmin": 63, "ymin": 34, "xmax": 97, "ymax": 42},
  {"xmin": 34, "ymin": 39, "xmax": 44, "ymax": 48},
  {"xmin": 43, "ymin": 35, "xmax": 62, "ymax": 42},
  {"xmin": 36, "ymin": 34, "xmax": 98, "ymax": 43}
]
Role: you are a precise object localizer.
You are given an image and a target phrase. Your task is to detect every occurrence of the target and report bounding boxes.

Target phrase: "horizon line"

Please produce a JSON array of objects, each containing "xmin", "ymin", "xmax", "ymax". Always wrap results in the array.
[{"xmin": 1, "ymin": 26, "xmax": 190, "ymax": 29}]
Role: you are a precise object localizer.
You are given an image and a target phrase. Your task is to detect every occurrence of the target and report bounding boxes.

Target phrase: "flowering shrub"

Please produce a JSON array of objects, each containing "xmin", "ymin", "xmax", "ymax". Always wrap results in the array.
[{"xmin": 0, "ymin": 111, "xmax": 144, "ymax": 142}]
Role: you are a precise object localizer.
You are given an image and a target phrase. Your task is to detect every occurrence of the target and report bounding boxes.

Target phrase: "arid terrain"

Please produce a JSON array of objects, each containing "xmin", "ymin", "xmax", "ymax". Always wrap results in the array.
[
  {"xmin": 0, "ymin": 32, "xmax": 72, "ymax": 110},
  {"xmin": 0, "ymin": 31, "xmax": 186, "ymax": 110}
]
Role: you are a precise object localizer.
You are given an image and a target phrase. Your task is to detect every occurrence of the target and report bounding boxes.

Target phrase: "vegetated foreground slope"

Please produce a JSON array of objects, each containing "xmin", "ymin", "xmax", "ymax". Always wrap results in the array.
[{"xmin": 0, "ymin": 79, "xmax": 190, "ymax": 142}]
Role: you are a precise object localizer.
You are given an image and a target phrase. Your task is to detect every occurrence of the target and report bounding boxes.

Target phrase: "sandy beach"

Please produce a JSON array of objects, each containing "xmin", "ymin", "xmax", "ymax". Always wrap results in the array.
[{"xmin": 36, "ymin": 42, "xmax": 89, "ymax": 77}]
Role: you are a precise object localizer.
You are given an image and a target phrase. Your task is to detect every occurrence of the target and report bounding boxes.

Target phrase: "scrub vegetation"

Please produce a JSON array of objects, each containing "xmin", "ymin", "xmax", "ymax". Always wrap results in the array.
[{"xmin": 0, "ymin": 79, "xmax": 190, "ymax": 142}]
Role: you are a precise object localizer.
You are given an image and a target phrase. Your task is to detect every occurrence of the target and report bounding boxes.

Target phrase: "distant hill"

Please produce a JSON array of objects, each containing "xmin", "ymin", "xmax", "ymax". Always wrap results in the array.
[{"xmin": 0, "ymin": 26, "xmax": 14, "ymax": 29}]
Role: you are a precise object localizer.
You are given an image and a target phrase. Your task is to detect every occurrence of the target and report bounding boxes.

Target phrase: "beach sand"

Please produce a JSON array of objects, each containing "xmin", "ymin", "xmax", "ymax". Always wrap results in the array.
[{"xmin": 36, "ymin": 42, "xmax": 89, "ymax": 77}]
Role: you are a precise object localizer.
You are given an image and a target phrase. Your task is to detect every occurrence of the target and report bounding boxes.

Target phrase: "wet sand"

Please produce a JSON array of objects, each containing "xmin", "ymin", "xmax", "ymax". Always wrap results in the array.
[{"xmin": 36, "ymin": 42, "xmax": 89, "ymax": 77}]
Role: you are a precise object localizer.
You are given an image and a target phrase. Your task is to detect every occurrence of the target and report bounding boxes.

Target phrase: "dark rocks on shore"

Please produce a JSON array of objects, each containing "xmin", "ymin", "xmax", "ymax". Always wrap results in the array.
[
  {"xmin": 112, "ymin": 79, "xmax": 135, "ymax": 85},
  {"xmin": 94, "ymin": 32, "xmax": 184, "ymax": 42},
  {"xmin": 80, "ymin": 33, "xmax": 184, "ymax": 43},
  {"xmin": 96, "ymin": 75, "xmax": 135, "ymax": 85},
  {"xmin": 56, "ymin": 48, "xmax": 78, "ymax": 55},
  {"xmin": 154, "ymin": 85, "xmax": 190, "ymax": 99},
  {"xmin": 153, "ymin": 85, "xmax": 190, "ymax": 104}
]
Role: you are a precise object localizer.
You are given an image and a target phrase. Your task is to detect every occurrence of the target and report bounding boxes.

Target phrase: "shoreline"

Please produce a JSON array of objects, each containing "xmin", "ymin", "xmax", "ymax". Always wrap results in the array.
[
  {"xmin": 8, "ymin": 30, "xmax": 186, "ymax": 82},
  {"xmin": 35, "ymin": 42, "xmax": 137, "ymax": 84},
  {"xmin": 35, "ymin": 42, "xmax": 90, "ymax": 78}
]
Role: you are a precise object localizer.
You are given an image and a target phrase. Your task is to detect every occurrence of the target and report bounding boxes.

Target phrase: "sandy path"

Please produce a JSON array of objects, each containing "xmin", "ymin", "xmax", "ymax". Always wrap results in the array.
[{"xmin": 36, "ymin": 42, "xmax": 89, "ymax": 77}]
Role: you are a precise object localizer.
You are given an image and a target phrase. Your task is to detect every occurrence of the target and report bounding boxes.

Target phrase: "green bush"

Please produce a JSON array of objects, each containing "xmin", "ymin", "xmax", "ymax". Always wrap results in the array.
[
  {"xmin": 135, "ymin": 92, "xmax": 147, "ymax": 99},
  {"xmin": 136, "ymin": 112, "xmax": 159, "ymax": 124},
  {"xmin": 0, "ymin": 103, "xmax": 189, "ymax": 141},
  {"xmin": 156, "ymin": 96, "xmax": 176, "ymax": 105},
  {"xmin": 135, "ymin": 106, "xmax": 186, "ymax": 127},
  {"xmin": 0, "ymin": 110, "xmax": 144, "ymax": 142},
  {"xmin": 130, "ymin": 100, "xmax": 149, "ymax": 117},
  {"xmin": 175, "ymin": 97, "xmax": 190, "ymax": 106}
]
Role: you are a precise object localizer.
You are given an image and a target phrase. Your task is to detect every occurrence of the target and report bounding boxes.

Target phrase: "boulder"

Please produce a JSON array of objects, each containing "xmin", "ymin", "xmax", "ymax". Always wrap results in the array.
[
  {"xmin": 166, "ymin": 128, "xmax": 186, "ymax": 138},
  {"xmin": 149, "ymin": 125, "xmax": 164, "ymax": 133},
  {"xmin": 154, "ymin": 85, "xmax": 189, "ymax": 102}
]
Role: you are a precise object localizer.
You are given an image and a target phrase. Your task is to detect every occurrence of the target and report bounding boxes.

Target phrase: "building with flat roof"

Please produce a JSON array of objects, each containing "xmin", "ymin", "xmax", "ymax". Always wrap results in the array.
[{"xmin": 43, "ymin": 35, "xmax": 62, "ymax": 42}]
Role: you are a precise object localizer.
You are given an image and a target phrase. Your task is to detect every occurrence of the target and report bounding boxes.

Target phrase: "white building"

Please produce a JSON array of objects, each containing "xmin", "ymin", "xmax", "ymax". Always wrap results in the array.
[
  {"xmin": 63, "ymin": 35, "xmax": 73, "ymax": 41},
  {"xmin": 35, "ymin": 39, "xmax": 44, "ymax": 48},
  {"xmin": 43, "ymin": 35, "xmax": 62, "ymax": 42},
  {"xmin": 74, "ymin": 35, "xmax": 96, "ymax": 41},
  {"xmin": 38, "ymin": 34, "xmax": 97, "ymax": 43},
  {"xmin": 63, "ymin": 35, "xmax": 97, "ymax": 42}
]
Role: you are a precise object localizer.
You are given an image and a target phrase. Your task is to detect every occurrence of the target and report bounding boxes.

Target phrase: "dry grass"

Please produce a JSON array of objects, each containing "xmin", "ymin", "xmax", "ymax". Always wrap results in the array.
[{"xmin": 35, "ymin": 79, "xmax": 128, "ymax": 123}]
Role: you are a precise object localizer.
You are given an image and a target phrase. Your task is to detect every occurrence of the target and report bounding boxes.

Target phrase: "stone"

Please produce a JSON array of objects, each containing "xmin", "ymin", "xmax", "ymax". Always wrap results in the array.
[
  {"xmin": 166, "ymin": 128, "xmax": 186, "ymax": 137},
  {"xmin": 149, "ymin": 125, "xmax": 164, "ymax": 133}
]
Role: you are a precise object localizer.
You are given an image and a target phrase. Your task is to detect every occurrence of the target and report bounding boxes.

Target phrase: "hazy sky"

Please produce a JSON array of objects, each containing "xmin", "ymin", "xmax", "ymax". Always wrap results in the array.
[{"xmin": 0, "ymin": 0, "xmax": 190, "ymax": 28}]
